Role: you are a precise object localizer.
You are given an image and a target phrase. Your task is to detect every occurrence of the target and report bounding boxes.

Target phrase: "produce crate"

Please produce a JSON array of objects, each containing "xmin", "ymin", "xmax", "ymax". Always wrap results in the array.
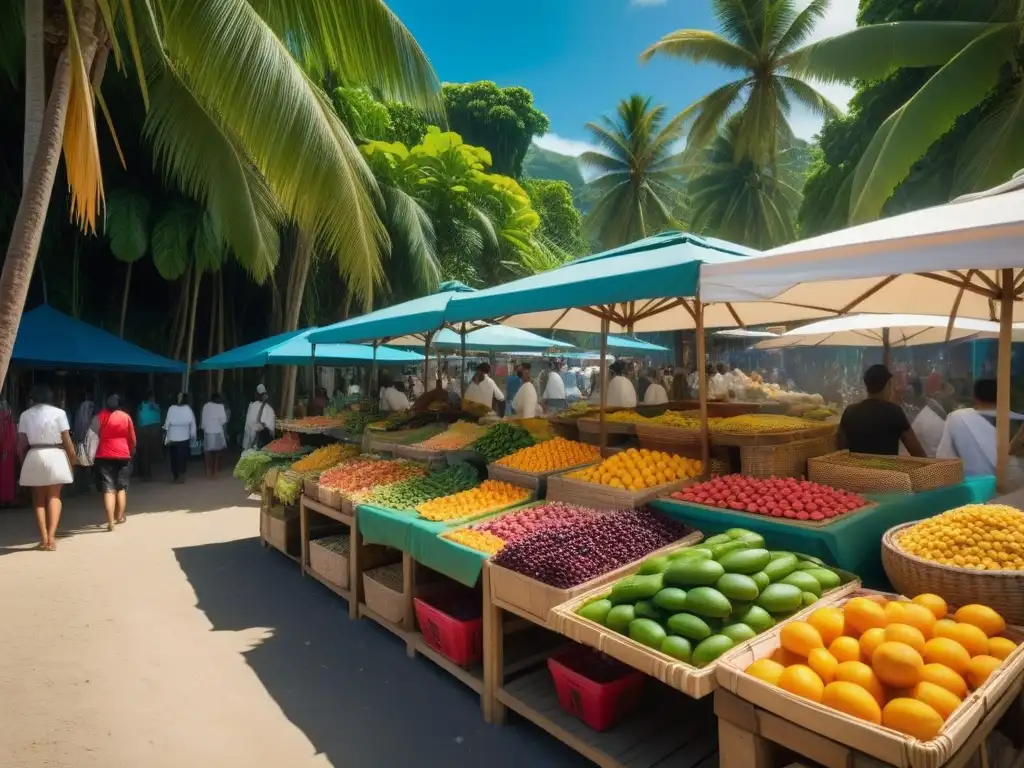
[
  {"xmin": 739, "ymin": 434, "xmax": 836, "ymax": 479},
  {"xmin": 362, "ymin": 562, "xmax": 406, "ymax": 625},
  {"xmin": 808, "ymin": 450, "xmax": 964, "ymax": 494},
  {"xmin": 486, "ymin": 460, "xmax": 599, "ymax": 496},
  {"xmin": 308, "ymin": 534, "xmax": 351, "ymax": 590},
  {"xmin": 547, "ymin": 647, "xmax": 646, "ymax": 732},
  {"xmin": 546, "ymin": 417, "xmax": 580, "ymax": 442},
  {"xmin": 656, "ymin": 495, "xmax": 877, "ymax": 529},
  {"xmin": 302, "ymin": 474, "xmax": 321, "ymax": 501},
  {"xmin": 711, "ymin": 423, "xmax": 837, "ymax": 448},
  {"xmin": 716, "ymin": 589, "xmax": 1024, "ymax": 768},
  {"xmin": 546, "ymin": 471, "xmax": 695, "ymax": 510},
  {"xmin": 261, "ymin": 505, "xmax": 300, "ymax": 556},
  {"xmin": 551, "ymin": 564, "xmax": 860, "ymax": 700},
  {"xmin": 487, "ymin": 533, "xmax": 703, "ymax": 627},
  {"xmin": 413, "ymin": 588, "xmax": 483, "ymax": 667},
  {"xmin": 416, "ymin": 489, "xmax": 537, "ymax": 526},
  {"xmin": 882, "ymin": 521, "xmax": 1024, "ymax": 625},
  {"xmin": 316, "ymin": 484, "xmax": 348, "ymax": 512}
]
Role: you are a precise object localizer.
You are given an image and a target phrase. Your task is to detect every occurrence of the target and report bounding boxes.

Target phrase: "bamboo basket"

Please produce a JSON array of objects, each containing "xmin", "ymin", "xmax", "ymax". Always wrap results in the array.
[
  {"xmin": 717, "ymin": 589, "xmax": 1024, "ymax": 768},
  {"xmin": 546, "ymin": 471, "xmax": 695, "ymax": 510},
  {"xmin": 576, "ymin": 416, "xmax": 641, "ymax": 437},
  {"xmin": 882, "ymin": 522, "xmax": 1024, "ymax": 625},
  {"xmin": 308, "ymin": 534, "xmax": 351, "ymax": 590},
  {"xmin": 809, "ymin": 450, "xmax": 964, "ymax": 494},
  {"xmin": 362, "ymin": 562, "xmax": 406, "ymax": 625},
  {"xmin": 486, "ymin": 460, "xmax": 599, "ymax": 495},
  {"xmin": 711, "ymin": 422, "xmax": 837, "ymax": 448},
  {"xmin": 739, "ymin": 434, "xmax": 836, "ymax": 478},
  {"xmin": 634, "ymin": 422, "xmax": 703, "ymax": 453}
]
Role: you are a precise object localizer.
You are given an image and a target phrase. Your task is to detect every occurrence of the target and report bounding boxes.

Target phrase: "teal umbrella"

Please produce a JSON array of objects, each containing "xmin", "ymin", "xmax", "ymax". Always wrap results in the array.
[
  {"xmin": 196, "ymin": 329, "xmax": 421, "ymax": 369},
  {"xmin": 391, "ymin": 325, "xmax": 575, "ymax": 353}
]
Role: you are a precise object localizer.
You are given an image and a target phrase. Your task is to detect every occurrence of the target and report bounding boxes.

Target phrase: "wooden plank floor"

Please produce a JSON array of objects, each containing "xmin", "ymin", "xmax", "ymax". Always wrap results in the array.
[{"xmin": 499, "ymin": 667, "xmax": 718, "ymax": 768}]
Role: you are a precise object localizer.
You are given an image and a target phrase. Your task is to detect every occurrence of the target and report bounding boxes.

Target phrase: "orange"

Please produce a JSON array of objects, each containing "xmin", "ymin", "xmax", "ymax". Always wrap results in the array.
[
  {"xmin": 912, "ymin": 594, "xmax": 948, "ymax": 621},
  {"xmin": 933, "ymin": 618, "xmax": 957, "ymax": 636},
  {"xmin": 954, "ymin": 605, "xmax": 1006, "ymax": 638},
  {"xmin": 919, "ymin": 664, "xmax": 969, "ymax": 699},
  {"xmin": 873, "ymin": 642, "xmax": 924, "ymax": 688},
  {"xmin": 885, "ymin": 601, "xmax": 908, "ymax": 624},
  {"xmin": 781, "ymin": 621, "xmax": 824, "ymax": 657},
  {"xmin": 835, "ymin": 661, "xmax": 886, "ymax": 706},
  {"xmin": 864, "ymin": 594, "xmax": 889, "ymax": 606},
  {"xmin": 808, "ymin": 607, "xmax": 846, "ymax": 647},
  {"xmin": 771, "ymin": 647, "xmax": 805, "ymax": 666},
  {"xmin": 900, "ymin": 604, "xmax": 938, "ymax": 638},
  {"xmin": 844, "ymin": 597, "xmax": 888, "ymax": 636},
  {"xmin": 910, "ymin": 681, "xmax": 962, "ymax": 721},
  {"xmin": 934, "ymin": 622, "xmax": 989, "ymax": 658},
  {"xmin": 822, "ymin": 681, "xmax": 883, "ymax": 724},
  {"xmin": 922, "ymin": 638, "xmax": 971, "ymax": 676},
  {"xmin": 808, "ymin": 648, "xmax": 839, "ymax": 685},
  {"xmin": 885, "ymin": 623, "xmax": 927, "ymax": 654},
  {"xmin": 745, "ymin": 658, "xmax": 786, "ymax": 686},
  {"xmin": 987, "ymin": 637, "xmax": 1017, "ymax": 661},
  {"xmin": 859, "ymin": 628, "xmax": 886, "ymax": 661},
  {"xmin": 778, "ymin": 664, "xmax": 825, "ymax": 703},
  {"xmin": 829, "ymin": 636, "xmax": 862, "ymax": 664},
  {"xmin": 882, "ymin": 698, "xmax": 944, "ymax": 741},
  {"xmin": 966, "ymin": 655, "xmax": 1002, "ymax": 689}
]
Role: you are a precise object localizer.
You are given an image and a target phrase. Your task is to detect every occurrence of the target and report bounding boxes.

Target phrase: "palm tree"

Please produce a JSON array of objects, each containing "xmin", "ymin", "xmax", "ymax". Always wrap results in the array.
[
  {"xmin": 641, "ymin": 0, "xmax": 842, "ymax": 167},
  {"xmin": 783, "ymin": 4, "xmax": 1022, "ymax": 223},
  {"xmin": 686, "ymin": 120, "xmax": 804, "ymax": 249},
  {"xmin": 579, "ymin": 95, "xmax": 687, "ymax": 249},
  {"xmin": 0, "ymin": 0, "xmax": 439, "ymax": 389}
]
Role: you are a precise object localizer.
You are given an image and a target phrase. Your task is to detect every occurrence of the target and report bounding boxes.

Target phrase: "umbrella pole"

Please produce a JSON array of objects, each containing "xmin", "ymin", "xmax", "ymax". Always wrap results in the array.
[
  {"xmin": 997, "ymin": 269, "xmax": 1013, "ymax": 493},
  {"xmin": 422, "ymin": 331, "xmax": 433, "ymax": 398},
  {"xmin": 599, "ymin": 318, "xmax": 609, "ymax": 453},
  {"xmin": 695, "ymin": 298, "xmax": 710, "ymax": 475},
  {"xmin": 882, "ymin": 327, "xmax": 892, "ymax": 370},
  {"xmin": 460, "ymin": 324, "xmax": 467, "ymax": 399},
  {"xmin": 371, "ymin": 341, "xmax": 379, "ymax": 409},
  {"xmin": 311, "ymin": 343, "xmax": 317, "ymax": 412}
]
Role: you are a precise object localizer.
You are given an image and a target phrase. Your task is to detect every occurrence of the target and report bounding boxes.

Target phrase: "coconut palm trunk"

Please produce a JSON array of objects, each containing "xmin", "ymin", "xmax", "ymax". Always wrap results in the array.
[
  {"xmin": 23, "ymin": 0, "xmax": 45, "ymax": 190},
  {"xmin": 0, "ymin": 1, "xmax": 99, "ymax": 389},
  {"xmin": 280, "ymin": 231, "xmax": 314, "ymax": 417}
]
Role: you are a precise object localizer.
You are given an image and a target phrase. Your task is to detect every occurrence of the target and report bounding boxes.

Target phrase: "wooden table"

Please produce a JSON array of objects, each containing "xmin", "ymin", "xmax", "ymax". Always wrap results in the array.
[{"xmin": 299, "ymin": 494, "xmax": 359, "ymax": 618}]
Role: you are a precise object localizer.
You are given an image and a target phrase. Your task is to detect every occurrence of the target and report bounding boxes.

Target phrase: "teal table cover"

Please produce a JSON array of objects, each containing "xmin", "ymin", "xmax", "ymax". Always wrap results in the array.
[{"xmin": 649, "ymin": 476, "xmax": 996, "ymax": 590}]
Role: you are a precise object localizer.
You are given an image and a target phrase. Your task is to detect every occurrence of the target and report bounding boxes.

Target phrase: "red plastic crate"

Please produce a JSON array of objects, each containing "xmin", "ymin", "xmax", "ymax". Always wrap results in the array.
[
  {"xmin": 414, "ymin": 591, "xmax": 483, "ymax": 667},
  {"xmin": 547, "ymin": 647, "xmax": 645, "ymax": 732}
]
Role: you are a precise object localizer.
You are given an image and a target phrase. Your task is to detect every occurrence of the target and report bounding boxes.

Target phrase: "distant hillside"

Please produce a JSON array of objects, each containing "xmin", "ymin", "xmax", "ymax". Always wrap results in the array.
[{"xmin": 524, "ymin": 144, "xmax": 585, "ymax": 197}]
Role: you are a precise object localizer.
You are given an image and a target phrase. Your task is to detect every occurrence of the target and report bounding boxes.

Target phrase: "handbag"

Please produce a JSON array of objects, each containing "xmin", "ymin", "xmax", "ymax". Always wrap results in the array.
[
  {"xmin": 77, "ymin": 429, "xmax": 99, "ymax": 467},
  {"xmin": 254, "ymin": 402, "xmax": 273, "ymax": 448}
]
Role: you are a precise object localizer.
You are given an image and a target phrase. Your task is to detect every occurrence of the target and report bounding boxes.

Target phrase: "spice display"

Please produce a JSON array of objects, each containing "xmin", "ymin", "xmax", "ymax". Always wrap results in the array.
[
  {"xmin": 604, "ymin": 410, "xmax": 650, "ymax": 424},
  {"xmin": 711, "ymin": 414, "xmax": 820, "ymax": 434},
  {"xmin": 415, "ymin": 480, "xmax": 530, "ymax": 522},
  {"xmin": 469, "ymin": 422, "xmax": 536, "ymax": 462},
  {"xmin": 495, "ymin": 438, "xmax": 599, "ymax": 473},
  {"xmin": 291, "ymin": 443, "xmax": 359, "ymax": 473},
  {"xmin": 318, "ymin": 458, "xmax": 426, "ymax": 496},
  {"xmin": 671, "ymin": 476, "xmax": 866, "ymax": 521},
  {"xmin": 569, "ymin": 448, "xmax": 702, "ymax": 489},
  {"xmin": 414, "ymin": 421, "xmax": 488, "ymax": 451},
  {"xmin": 896, "ymin": 505, "xmax": 1024, "ymax": 570},
  {"xmin": 363, "ymin": 463, "xmax": 480, "ymax": 510},
  {"xmin": 265, "ymin": 432, "xmax": 302, "ymax": 453}
]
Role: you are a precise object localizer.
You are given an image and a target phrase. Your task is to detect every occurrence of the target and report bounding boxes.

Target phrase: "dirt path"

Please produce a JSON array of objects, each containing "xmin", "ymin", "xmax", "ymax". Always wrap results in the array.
[{"xmin": 0, "ymin": 473, "xmax": 584, "ymax": 768}]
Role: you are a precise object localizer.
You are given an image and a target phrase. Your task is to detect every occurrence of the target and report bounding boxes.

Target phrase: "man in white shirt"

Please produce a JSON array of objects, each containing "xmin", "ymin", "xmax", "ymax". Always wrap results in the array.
[
  {"xmin": 937, "ymin": 379, "xmax": 1024, "ymax": 481},
  {"xmin": 463, "ymin": 363, "xmax": 504, "ymax": 411},
  {"xmin": 379, "ymin": 372, "xmax": 411, "ymax": 412},
  {"xmin": 512, "ymin": 362, "xmax": 540, "ymax": 418},
  {"xmin": 243, "ymin": 384, "xmax": 275, "ymax": 449},
  {"xmin": 543, "ymin": 361, "xmax": 568, "ymax": 412},
  {"xmin": 606, "ymin": 361, "xmax": 638, "ymax": 408},
  {"xmin": 902, "ymin": 379, "xmax": 947, "ymax": 458}
]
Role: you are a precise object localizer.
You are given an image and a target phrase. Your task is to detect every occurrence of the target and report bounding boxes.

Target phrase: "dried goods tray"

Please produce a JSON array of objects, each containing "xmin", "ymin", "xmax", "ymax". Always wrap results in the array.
[
  {"xmin": 276, "ymin": 419, "xmax": 347, "ymax": 435},
  {"xmin": 487, "ymin": 532, "xmax": 703, "ymax": 628},
  {"xmin": 486, "ymin": 460, "xmax": 599, "ymax": 494},
  {"xmin": 716, "ymin": 589, "xmax": 1024, "ymax": 768},
  {"xmin": 553, "ymin": 570, "xmax": 859, "ymax": 700},
  {"xmin": 655, "ymin": 496, "xmax": 877, "ymax": 529},
  {"xmin": 808, "ymin": 450, "xmax": 964, "ymax": 494},
  {"xmin": 546, "ymin": 470, "xmax": 696, "ymax": 510},
  {"xmin": 710, "ymin": 422, "xmax": 837, "ymax": 448},
  {"xmin": 576, "ymin": 416, "xmax": 641, "ymax": 437}
]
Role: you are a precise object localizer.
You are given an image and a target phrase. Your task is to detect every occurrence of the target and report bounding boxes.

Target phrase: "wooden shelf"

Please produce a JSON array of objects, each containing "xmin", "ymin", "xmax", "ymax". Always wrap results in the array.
[
  {"xmin": 260, "ymin": 535, "xmax": 301, "ymax": 564},
  {"xmin": 498, "ymin": 667, "xmax": 718, "ymax": 768},
  {"xmin": 302, "ymin": 495, "xmax": 354, "ymax": 527},
  {"xmin": 358, "ymin": 602, "xmax": 414, "ymax": 644},
  {"xmin": 305, "ymin": 564, "xmax": 352, "ymax": 604}
]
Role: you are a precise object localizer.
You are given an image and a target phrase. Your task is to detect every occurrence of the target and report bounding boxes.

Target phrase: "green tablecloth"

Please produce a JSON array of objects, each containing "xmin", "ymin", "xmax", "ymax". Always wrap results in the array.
[{"xmin": 649, "ymin": 476, "xmax": 996, "ymax": 590}]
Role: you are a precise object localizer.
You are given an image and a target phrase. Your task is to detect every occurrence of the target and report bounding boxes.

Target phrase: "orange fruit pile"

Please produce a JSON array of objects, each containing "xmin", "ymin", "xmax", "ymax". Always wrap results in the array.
[
  {"xmin": 495, "ymin": 437, "xmax": 600, "ymax": 473},
  {"xmin": 569, "ymin": 448, "xmax": 702, "ymax": 490},
  {"xmin": 415, "ymin": 480, "xmax": 530, "ymax": 522},
  {"xmin": 745, "ymin": 593, "xmax": 1016, "ymax": 741}
]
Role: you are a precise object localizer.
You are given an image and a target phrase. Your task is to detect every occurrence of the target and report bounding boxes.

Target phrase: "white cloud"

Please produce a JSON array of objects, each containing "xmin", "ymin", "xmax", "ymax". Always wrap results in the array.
[
  {"xmin": 630, "ymin": 0, "xmax": 668, "ymax": 6},
  {"xmin": 790, "ymin": 0, "xmax": 858, "ymax": 138},
  {"xmin": 533, "ymin": 133, "xmax": 599, "ymax": 157}
]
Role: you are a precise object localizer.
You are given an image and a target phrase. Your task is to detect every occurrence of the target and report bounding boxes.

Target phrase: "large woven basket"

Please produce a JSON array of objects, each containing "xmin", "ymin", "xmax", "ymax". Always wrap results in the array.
[
  {"xmin": 809, "ymin": 450, "xmax": 963, "ymax": 494},
  {"xmin": 740, "ymin": 434, "xmax": 836, "ymax": 478},
  {"xmin": 882, "ymin": 522, "xmax": 1024, "ymax": 626}
]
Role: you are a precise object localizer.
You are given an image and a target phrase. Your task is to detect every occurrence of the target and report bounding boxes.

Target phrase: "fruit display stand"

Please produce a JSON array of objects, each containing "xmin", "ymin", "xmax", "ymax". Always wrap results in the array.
[
  {"xmin": 809, "ymin": 451, "xmax": 965, "ymax": 494},
  {"xmin": 714, "ymin": 590, "xmax": 1024, "ymax": 768},
  {"xmin": 576, "ymin": 416, "xmax": 637, "ymax": 448},
  {"xmin": 487, "ymin": 460, "xmax": 599, "ymax": 496},
  {"xmin": 548, "ymin": 472, "xmax": 693, "ymax": 510},
  {"xmin": 650, "ymin": 475, "xmax": 995, "ymax": 589}
]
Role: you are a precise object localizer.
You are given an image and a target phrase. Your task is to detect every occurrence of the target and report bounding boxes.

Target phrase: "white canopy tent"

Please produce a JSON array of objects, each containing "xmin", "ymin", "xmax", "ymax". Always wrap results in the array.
[{"xmin": 752, "ymin": 314, "xmax": 1002, "ymax": 351}]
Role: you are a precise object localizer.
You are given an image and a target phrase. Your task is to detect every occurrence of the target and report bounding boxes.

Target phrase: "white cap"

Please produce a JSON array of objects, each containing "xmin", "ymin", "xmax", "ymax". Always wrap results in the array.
[{"xmin": 256, "ymin": 384, "xmax": 267, "ymax": 395}]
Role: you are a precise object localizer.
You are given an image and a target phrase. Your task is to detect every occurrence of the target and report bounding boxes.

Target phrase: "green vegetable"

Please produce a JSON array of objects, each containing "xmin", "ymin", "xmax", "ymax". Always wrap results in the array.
[
  {"xmin": 710, "ymin": 540, "xmax": 750, "ymax": 559},
  {"xmin": 664, "ymin": 558, "xmax": 725, "ymax": 587},
  {"xmin": 606, "ymin": 604, "xmax": 636, "ymax": 634},
  {"xmin": 692, "ymin": 634, "xmax": 735, "ymax": 667},
  {"xmin": 660, "ymin": 635, "xmax": 693, "ymax": 662},
  {"xmin": 805, "ymin": 568, "xmax": 841, "ymax": 590},
  {"xmin": 734, "ymin": 605, "xmax": 775, "ymax": 633},
  {"xmin": 577, "ymin": 598, "xmax": 613, "ymax": 625},
  {"xmin": 763, "ymin": 553, "xmax": 798, "ymax": 582},
  {"xmin": 653, "ymin": 588, "xmax": 689, "ymax": 612},
  {"xmin": 637, "ymin": 555, "xmax": 670, "ymax": 575},
  {"xmin": 751, "ymin": 572, "xmax": 771, "ymax": 592},
  {"xmin": 756, "ymin": 583, "xmax": 803, "ymax": 614},
  {"xmin": 781, "ymin": 571, "xmax": 822, "ymax": 597},
  {"xmin": 470, "ymin": 423, "xmax": 536, "ymax": 462},
  {"xmin": 669, "ymin": 547, "xmax": 712, "ymax": 561},
  {"xmin": 720, "ymin": 623, "xmax": 757, "ymax": 644},
  {"xmin": 609, "ymin": 573, "xmax": 664, "ymax": 604},
  {"xmin": 629, "ymin": 618, "xmax": 667, "ymax": 649},
  {"xmin": 717, "ymin": 548, "xmax": 772, "ymax": 575},
  {"xmin": 666, "ymin": 612, "xmax": 713, "ymax": 641},
  {"xmin": 684, "ymin": 587, "xmax": 733, "ymax": 619},
  {"xmin": 802, "ymin": 591, "xmax": 819, "ymax": 607},
  {"xmin": 634, "ymin": 600, "xmax": 667, "ymax": 621},
  {"xmin": 715, "ymin": 573, "xmax": 759, "ymax": 602}
]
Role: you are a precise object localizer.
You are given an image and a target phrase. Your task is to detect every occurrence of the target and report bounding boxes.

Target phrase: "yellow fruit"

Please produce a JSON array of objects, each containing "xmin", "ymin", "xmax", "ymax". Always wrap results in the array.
[
  {"xmin": 954, "ymin": 605, "xmax": 1006, "ymax": 638},
  {"xmin": 860, "ymin": 628, "xmax": 887, "ymax": 661},
  {"xmin": 966, "ymin": 655, "xmax": 1002, "ymax": 689},
  {"xmin": 897, "ymin": 505, "xmax": 1024, "ymax": 571},
  {"xmin": 808, "ymin": 648, "xmax": 839, "ymax": 684},
  {"xmin": 912, "ymin": 594, "xmax": 948, "ymax": 620},
  {"xmin": 921, "ymin": 638, "xmax": 972, "ymax": 677},
  {"xmin": 835, "ymin": 661, "xmax": 886, "ymax": 706},
  {"xmin": 919, "ymin": 664, "xmax": 969, "ymax": 699},
  {"xmin": 885, "ymin": 623, "xmax": 927, "ymax": 654},
  {"xmin": 864, "ymin": 594, "xmax": 890, "ymax": 607},
  {"xmin": 900, "ymin": 604, "xmax": 938, "ymax": 638},
  {"xmin": 934, "ymin": 622, "xmax": 989, "ymax": 658},
  {"xmin": 771, "ymin": 647, "xmax": 806, "ymax": 666},
  {"xmin": 885, "ymin": 601, "xmax": 908, "ymax": 624},
  {"xmin": 829, "ymin": 636, "xmax": 863, "ymax": 664},
  {"xmin": 781, "ymin": 621, "xmax": 824, "ymax": 658},
  {"xmin": 844, "ymin": 597, "xmax": 888, "ymax": 636},
  {"xmin": 910, "ymin": 681, "xmax": 961, "ymax": 721},
  {"xmin": 778, "ymin": 665, "xmax": 825, "ymax": 703},
  {"xmin": 808, "ymin": 607, "xmax": 846, "ymax": 647},
  {"xmin": 873, "ymin": 642, "xmax": 924, "ymax": 688},
  {"xmin": 882, "ymin": 698, "xmax": 944, "ymax": 741},
  {"xmin": 822, "ymin": 681, "xmax": 883, "ymax": 724},
  {"xmin": 745, "ymin": 658, "xmax": 786, "ymax": 686},
  {"xmin": 987, "ymin": 637, "xmax": 1017, "ymax": 661}
]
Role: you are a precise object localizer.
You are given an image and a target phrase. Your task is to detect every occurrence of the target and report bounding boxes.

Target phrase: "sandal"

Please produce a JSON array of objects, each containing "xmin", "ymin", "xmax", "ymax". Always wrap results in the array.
[
  {"xmin": 116, "ymin": 516, "xmax": 126, "ymax": 524},
  {"xmin": 45, "ymin": 541, "xmax": 56, "ymax": 551},
  {"xmin": 107, "ymin": 523, "xmax": 115, "ymax": 532}
]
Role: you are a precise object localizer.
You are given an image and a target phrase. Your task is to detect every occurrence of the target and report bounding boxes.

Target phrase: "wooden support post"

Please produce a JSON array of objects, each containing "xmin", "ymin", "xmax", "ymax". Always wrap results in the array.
[
  {"xmin": 370, "ymin": 341, "xmax": 379, "ymax": 408},
  {"xmin": 481, "ymin": 562, "xmax": 506, "ymax": 725},
  {"xmin": 299, "ymin": 497, "xmax": 309, "ymax": 577},
  {"xmin": 460, "ymin": 324, "xmax": 467, "ymax": 399},
  {"xmin": 882, "ymin": 327, "xmax": 891, "ymax": 370},
  {"xmin": 598, "ymin": 317, "xmax": 609, "ymax": 451},
  {"xmin": 997, "ymin": 268, "xmax": 1013, "ymax": 493},
  {"xmin": 348, "ymin": 511, "xmax": 361, "ymax": 619},
  {"xmin": 695, "ymin": 298, "xmax": 710, "ymax": 473},
  {"xmin": 402, "ymin": 551, "xmax": 416, "ymax": 657}
]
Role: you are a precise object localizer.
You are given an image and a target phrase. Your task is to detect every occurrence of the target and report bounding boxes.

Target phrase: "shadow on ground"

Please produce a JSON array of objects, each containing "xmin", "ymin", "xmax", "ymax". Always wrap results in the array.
[{"xmin": 173, "ymin": 536, "xmax": 591, "ymax": 768}]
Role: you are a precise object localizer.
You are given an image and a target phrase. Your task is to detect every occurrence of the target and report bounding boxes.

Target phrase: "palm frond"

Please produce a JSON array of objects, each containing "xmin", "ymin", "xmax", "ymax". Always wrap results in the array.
[
  {"xmin": 151, "ymin": 201, "xmax": 198, "ymax": 280},
  {"xmin": 578, "ymin": 150, "xmax": 629, "ymax": 176},
  {"xmin": 105, "ymin": 188, "xmax": 150, "ymax": 263},
  {"xmin": 712, "ymin": 0, "xmax": 763, "ymax": 53},
  {"xmin": 849, "ymin": 24, "xmax": 1018, "ymax": 223},
  {"xmin": 777, "ymin": 76, "xmax": 841, "ymax": 120},
  {"xmin": 193, "ymin": 211, "xmax": 226, "ymax": 274},
  {"xmin": 772, "ymin": 0, "xmax": 830, "ymax": 54},
  {"xmin": 682, "ymin": 79, "xmax": 749, "ymax": 157},
  {"xmin": 640, "ymin": 29, "xmax": 756, "ymax": 69},
  {"xmin": 118, "ymin": 0, "xmax": 149, "ymax": 108},
  {"xmin": 583, "ymin": 120, "xmax": 632, "ymax": 160},
  {"xmin": 952, "ymin": 79, "xmax": 1024, "ymax": 195},
  {"xmin": 380, "ymin": 184, "xmax": 440, "ymax": 294}
]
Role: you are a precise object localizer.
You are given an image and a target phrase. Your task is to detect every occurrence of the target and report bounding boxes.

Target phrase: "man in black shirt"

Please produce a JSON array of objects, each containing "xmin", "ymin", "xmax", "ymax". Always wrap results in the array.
[{"xmin": 839, "ymin": 364, "xmax": 926, "ymax": 457}]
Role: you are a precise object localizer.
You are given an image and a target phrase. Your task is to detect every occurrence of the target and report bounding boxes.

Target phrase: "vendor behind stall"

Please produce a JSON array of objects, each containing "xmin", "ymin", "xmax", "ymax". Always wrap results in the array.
[
  {"xmin": 642, "ymin": 368, "xmax": 669, "ymax": 405},
  {"xmin": 379, "ymin": 372, "xmax": 411, "ymax": 412},
  {"xmin": 512, "ymin": 363, "xmax": 539, "ymax": 418},
  {"xmin": 464, "ymin": 363, "xmax": 504, "ymax": 412},
  {"xmin": 839, "ymin": 364, "xmax": 925, "ymax": 457},
  {"xmin": 543, "ymin": 361, "xmax": 568, "ymax": 412},
  {"xmin": 606, "ymin": 360, "xmax": 638, "ymax": 408}
]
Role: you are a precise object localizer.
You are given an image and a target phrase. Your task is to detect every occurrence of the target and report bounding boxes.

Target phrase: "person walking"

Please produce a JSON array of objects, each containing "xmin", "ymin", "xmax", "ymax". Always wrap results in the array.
[
  {"xmin": 243, "ymin": 384, "xmax": 275, "ymax": 449},
  {"xmin": 17, "ymin": 384, "xmax": 76, "ymax": 550},
  {"xmin": 92, "ymin": 395, "xmax": 136, "ymax": 530},
  {"xmin": 201, "ymin": 392, "xmax": 229, "ymax": 478},
  {"xmin": 164, "ymin": 393, "xmax": 197, "ymax": 484},
  {"xmin": 135, "ymin": 390, "xmax": 162, "ymax": 480}
]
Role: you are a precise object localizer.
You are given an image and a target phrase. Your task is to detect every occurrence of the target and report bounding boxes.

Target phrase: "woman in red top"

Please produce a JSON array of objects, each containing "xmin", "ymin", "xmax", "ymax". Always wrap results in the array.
[{"xmin": 92, "ymin": 394, "xmax": 137, "ymax": 531}]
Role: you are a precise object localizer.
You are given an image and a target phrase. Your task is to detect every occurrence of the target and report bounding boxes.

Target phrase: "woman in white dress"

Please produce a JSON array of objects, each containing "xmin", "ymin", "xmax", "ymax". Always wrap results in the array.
[
  {"xmin": 18, "ymin": 384, "xmax": 77, "ymax": 550},
  {"xmin": 201, "ymin": 392, "xmax": 229, "ymax": 479}
]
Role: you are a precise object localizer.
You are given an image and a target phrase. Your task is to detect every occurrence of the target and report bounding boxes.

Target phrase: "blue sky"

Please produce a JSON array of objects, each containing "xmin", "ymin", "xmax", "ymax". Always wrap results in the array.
[{"xmin": 387, "ymin": 0, "xmax": 858, "ymax": 156}]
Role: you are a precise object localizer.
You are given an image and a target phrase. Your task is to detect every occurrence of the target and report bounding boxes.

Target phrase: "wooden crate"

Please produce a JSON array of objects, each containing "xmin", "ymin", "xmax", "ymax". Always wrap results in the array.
[
  {"xmin": 808, "ymin": 450, "xmax": 964, "ymax": 494},
  {"xmin": 740, "ymin": 435, "xmax": 836, "ymax": 479},
  {"xmin": 261, "ymin": 506, "xmax": 300, "ymax": 556},
  {"xmin": 656, "ymin": 496, "xmax": 877, "ymax": 529},
  {"xmin": 486, "ymin": 460, "xmax": 599, "ymax": 496},
  {"xmin": 716, "ymin": 589, "xmax": 1024, "ymax": 768},
  {"xmin": 309, "ymin": 534, "xmax": 350, "ymax": 590},
  {"xmin": 487, "ymin": 533, "xmax": 703, "ymax": 627},
  {"xmin": 302, "ymin": 475, "xmax": 321, "ymax": 501},
  {"xmin": 546, "ymin": 471, "xmax": 695, "ymax": 510}
]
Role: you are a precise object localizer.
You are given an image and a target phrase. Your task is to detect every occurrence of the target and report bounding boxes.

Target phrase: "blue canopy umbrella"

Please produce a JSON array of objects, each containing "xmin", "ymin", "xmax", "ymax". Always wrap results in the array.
[
  {"xmin": 196, "ymin": 329, "xmax": 421, "ymax": 369},
  {"xmin": 391, "ymin": 325, "xmax": 575, "ymax": 353},
  {"xmin": 606, "ymin": 335, "xmax": 669, "ymax": 353},
  {"xmin": 13, "ymin": 305, "xmax": 186, "ymax": 373}
]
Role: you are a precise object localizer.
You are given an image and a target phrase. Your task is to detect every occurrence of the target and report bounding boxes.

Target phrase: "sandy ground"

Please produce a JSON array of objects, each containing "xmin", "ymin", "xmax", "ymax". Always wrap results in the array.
[{"xmin": 0, "ymin": 463, "xmax": 587, "ymax": 768}]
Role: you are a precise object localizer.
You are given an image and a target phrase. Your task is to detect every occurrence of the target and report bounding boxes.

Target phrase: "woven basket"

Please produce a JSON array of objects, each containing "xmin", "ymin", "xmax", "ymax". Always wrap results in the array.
[
  {"xmin": 809, "ymin": 450, "xmax": 964, "ymax": 494},
  {"xmin": 308, "ymin": 534, "xmax": 350, "ymax": 590},
  {"xmin": 882, "ymin": 522, "xmax": 1024, "ymax": 626},
  {"xmin": 363, "ymin": 562, "xmax": 405, "ymax": 625},
  {"xmin": 740, "ymin": 434, "xmax": 836, "ymax": 478}
]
